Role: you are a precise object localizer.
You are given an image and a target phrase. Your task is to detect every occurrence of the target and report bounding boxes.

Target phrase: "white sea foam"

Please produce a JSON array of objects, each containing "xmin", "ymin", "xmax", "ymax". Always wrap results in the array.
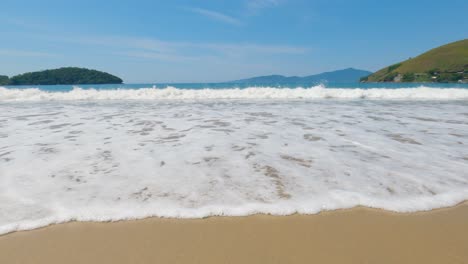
[
  {"xmin": 0, "ymin": 99, "xmax": 468, "ymax": 235},
  {"xmin": 1, "ymin": 85, "xmax": 468, "ymax": 101}
]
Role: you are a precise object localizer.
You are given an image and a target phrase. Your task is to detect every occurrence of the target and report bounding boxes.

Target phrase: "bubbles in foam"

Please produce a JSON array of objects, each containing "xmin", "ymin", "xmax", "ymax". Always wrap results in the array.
[{"xmin": 0, "ymin": 96, "xmax": 468, "ymax": 235}]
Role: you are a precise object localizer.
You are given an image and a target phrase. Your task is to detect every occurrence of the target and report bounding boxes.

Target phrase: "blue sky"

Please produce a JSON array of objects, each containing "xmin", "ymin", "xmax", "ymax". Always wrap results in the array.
[{"xmin": 0, "ymin": 0, "xmax": 467, "ymax": 83}]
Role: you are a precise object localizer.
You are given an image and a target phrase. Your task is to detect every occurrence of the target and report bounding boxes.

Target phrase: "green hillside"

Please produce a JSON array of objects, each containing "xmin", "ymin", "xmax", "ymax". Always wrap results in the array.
[
  {"xmin": 7, "ymin": 67, "xmax": 123, "ymax": 85},
  {"xmin": 363, "ymin": 39, "xmax": 468, "ymax": 83}
]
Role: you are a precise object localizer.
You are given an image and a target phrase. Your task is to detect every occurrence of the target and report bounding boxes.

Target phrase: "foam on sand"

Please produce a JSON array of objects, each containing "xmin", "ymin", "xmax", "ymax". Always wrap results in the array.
[{"xmin": 1, "ymin": 98, "xmax": 467, "ymax": 235}]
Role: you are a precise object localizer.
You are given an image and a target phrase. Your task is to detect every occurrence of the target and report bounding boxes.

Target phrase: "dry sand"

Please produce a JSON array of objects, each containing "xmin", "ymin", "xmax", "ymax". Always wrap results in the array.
[{"xmin": 1, "ymin": 204, "xmax": 468, "ymax": 264}]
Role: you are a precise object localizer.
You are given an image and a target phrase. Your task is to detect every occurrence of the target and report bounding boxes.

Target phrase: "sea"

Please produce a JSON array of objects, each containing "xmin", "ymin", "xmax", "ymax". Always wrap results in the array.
[{"xmin": 1, "ymin": 82, "xmax": 468, "ymax": 234}]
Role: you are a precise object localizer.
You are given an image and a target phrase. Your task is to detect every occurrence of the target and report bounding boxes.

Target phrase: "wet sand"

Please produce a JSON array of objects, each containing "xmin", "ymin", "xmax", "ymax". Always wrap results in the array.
[{"xmin": 1, "ymin": 204, "xmax": 468, "ymax": 264}]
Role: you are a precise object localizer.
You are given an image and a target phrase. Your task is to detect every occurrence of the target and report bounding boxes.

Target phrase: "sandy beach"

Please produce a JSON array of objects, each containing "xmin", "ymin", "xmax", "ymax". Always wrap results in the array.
[
  {"xmin": 1, "ymin": 204, "xmax": 468, "ymax": 264},
  {"xmin": 2, "ymin": 0, "xmax": 467, "ymax": 263}
]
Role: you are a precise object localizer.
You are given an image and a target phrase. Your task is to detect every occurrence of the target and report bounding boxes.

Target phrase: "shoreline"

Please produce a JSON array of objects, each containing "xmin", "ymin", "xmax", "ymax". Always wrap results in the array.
[
  {"xmin": 1, "ymin": 204, "xmax": 468, "ymax": 263},
  {"xmin": 2, "ymin": 201, "xmax": 467, "ymax": 237}
]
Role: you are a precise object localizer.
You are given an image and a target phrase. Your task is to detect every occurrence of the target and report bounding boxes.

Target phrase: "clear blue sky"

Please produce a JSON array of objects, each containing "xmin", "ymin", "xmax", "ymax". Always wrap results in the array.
[{"xmin": 1, "ymin": 0, "xmax": 467, "ymax": 83}]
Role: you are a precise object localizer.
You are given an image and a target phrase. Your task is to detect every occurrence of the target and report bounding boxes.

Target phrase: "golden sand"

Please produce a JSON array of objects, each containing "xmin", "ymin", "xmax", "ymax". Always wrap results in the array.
[{"xmin": 1, "ymin": 204, "xmax": 468, "ymax": 264}]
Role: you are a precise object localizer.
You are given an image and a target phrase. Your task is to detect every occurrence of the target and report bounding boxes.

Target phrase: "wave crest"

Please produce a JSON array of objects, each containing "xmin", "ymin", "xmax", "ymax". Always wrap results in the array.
[{"xmin": 1, "ymin": 85, "xmax": 468, "ymax": 101}]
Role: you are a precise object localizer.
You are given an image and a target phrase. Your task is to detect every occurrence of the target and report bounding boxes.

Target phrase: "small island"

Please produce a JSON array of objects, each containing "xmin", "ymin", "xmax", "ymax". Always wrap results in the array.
[
  {"xmin": 0, "ymin": 67, "xmax": 123, "ymax": 85},
  {"xmin": 362, "ymin": 39, "xmax": 468, "ymax": 83}
]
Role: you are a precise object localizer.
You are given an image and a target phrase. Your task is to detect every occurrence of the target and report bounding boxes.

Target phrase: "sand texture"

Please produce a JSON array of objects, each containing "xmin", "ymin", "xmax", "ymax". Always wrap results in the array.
[{"xmin": 1, "ymin": 205, "xmax": 468, "ymax": 264}]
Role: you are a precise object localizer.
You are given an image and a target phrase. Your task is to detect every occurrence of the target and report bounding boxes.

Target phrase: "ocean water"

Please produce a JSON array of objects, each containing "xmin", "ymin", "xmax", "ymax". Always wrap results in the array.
[{"xmin": 1, "ymin": 83, "xmax": 468, "ymax": 235}]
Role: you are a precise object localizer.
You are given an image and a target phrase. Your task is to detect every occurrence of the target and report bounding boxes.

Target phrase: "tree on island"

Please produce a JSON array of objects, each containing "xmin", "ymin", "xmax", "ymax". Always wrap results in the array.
[{"xmin": 0, "ymin": 75, "xmax": 9, "ymax": 85}]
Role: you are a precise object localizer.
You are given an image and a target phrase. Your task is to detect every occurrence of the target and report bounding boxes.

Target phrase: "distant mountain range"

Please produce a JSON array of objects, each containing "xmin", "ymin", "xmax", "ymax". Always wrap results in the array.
[{"xmin": 229, "ymin": 68, "xmax": 372, "ymax": 84}]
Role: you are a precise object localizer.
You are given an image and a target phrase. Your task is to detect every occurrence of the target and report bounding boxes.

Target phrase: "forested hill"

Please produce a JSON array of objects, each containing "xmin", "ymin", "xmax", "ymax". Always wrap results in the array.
[{"xmin": 1, "ymin": 67, "xmax": 123, "ymax": 85}]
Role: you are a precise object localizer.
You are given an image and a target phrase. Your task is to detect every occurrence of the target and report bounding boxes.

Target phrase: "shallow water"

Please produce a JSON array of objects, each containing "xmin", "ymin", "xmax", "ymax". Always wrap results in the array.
[{"xmin": 1, "ymin": 96, "xmax": 467, "ymax": 234}]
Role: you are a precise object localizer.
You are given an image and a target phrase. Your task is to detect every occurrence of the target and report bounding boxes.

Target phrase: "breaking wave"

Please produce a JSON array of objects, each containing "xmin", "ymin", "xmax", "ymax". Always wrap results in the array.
[
  {"xmin": 1, "ymin": 85, "xmax": 468, "ymax": 101},
  {"xmin": 1, "ymin": 85, "xmax": 468, "ymax": 235}
]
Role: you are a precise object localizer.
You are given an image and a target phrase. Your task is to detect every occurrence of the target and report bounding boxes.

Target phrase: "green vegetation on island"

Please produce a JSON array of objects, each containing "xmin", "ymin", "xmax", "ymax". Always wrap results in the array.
[
  {"xmin": 0, "ymin": 75, "xmax": 9, "ymax": 85},
  {"xmin": 362, "ymin": 39, "xmax": 468, "ymax": 83},
  {"xmin": 1, "ymin": 67, "xmax": 123, "ymax": 85}
]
